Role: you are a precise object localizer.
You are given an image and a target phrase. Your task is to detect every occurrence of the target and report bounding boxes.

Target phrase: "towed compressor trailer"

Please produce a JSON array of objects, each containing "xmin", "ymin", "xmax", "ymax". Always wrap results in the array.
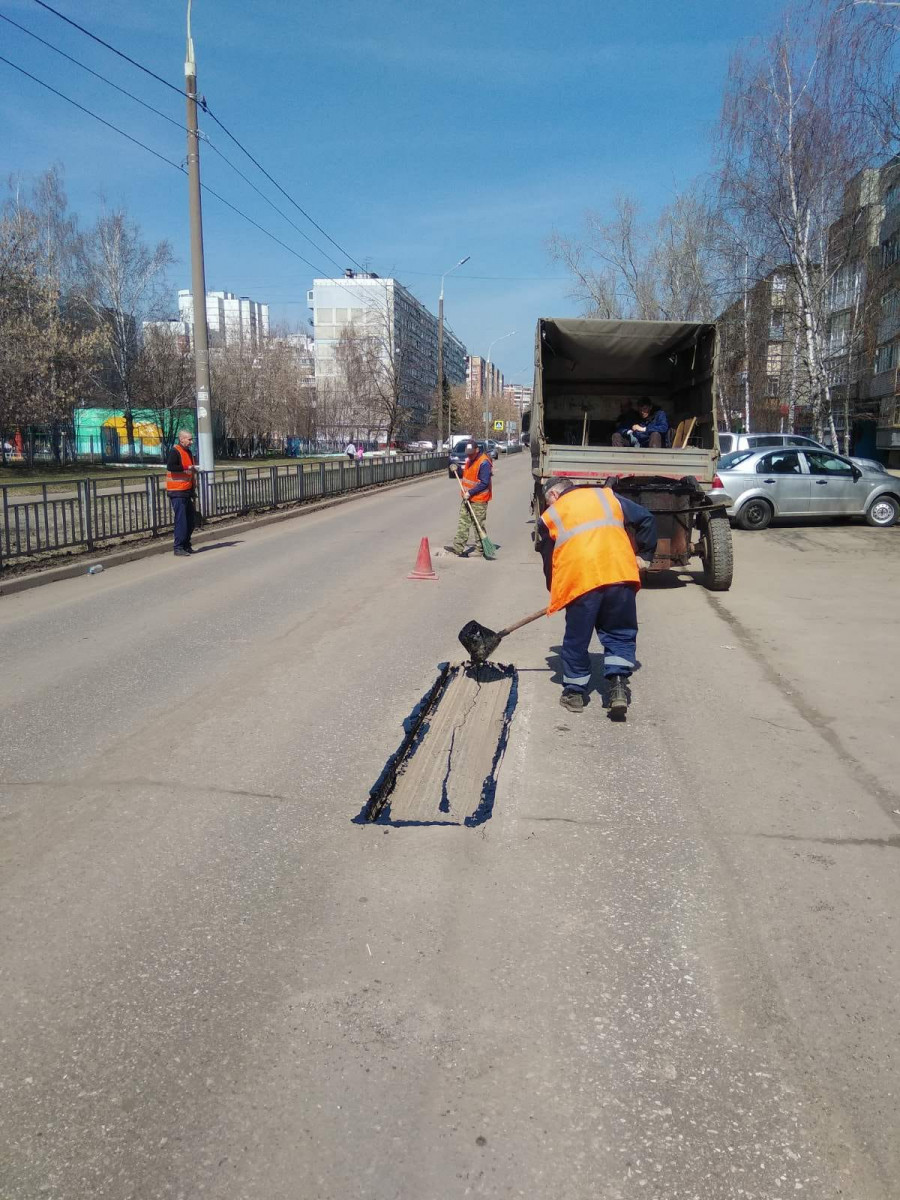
[{"xmin": 531, "ymin": 318, "xmax": 734, "ymax": 590}]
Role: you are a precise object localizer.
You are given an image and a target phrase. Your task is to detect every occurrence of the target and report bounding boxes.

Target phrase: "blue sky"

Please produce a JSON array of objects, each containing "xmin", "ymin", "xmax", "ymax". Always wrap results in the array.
[{"xmin": 1, "ymin": 0, "xmax": 785, "ymax": 382}]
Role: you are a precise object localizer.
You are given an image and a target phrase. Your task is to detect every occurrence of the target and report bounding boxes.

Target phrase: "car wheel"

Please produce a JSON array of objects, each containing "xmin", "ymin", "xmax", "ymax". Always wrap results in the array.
[
  {"xmin": 736, "ymin": 498, "xmax": 773, "ymax": 531},
  {"xmin": 865, "ymin": 494, "xmax": 899, "ymax": 527}
]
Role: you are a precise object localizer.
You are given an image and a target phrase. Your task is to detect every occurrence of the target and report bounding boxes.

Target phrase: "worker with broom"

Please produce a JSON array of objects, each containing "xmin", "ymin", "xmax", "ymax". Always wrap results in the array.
[
  {"xmin": 445, "ymin": 441, "xmax": 494, "ymax": 559},
  {"xmin": 537, "ymin": 476, "xmax": 656, "ymax": 718}
]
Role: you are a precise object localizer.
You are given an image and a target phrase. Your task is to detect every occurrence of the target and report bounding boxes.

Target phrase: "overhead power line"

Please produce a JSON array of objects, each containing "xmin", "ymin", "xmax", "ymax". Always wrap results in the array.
[
  {"xmin": 0, "ymin": 10, "xmax": 183, "ymax": 130},
  {"xmin": 0, "ymin": 54, "xmax": 184, "ymax": 172},
  {"xmin": 0, "ymin": 53, "xmax": 389, "ymax": 312},
  {"xmin": 201, "ymin": 106, "xmax": 365, "ymax": 273},
  {"xmin": 30, "ymin": 0, "xmax": 366, "ymax": 274},
  {"xmin": 29, "ymin": 0, "xmax": 185, "ymax": 96},
  {"xmin": 204, "ymin": 139, "xmax": 347, "ymax": 274}
]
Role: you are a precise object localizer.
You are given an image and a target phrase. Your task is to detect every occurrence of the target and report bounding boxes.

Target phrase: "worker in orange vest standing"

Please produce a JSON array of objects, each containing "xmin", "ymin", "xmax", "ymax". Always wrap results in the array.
[
  {"xmin": 445, "ymin": 441, "xmax": 493, "ymax": 558},
  {"xmin": 166, "ymin": 428, "xmax": 201, "ymax": 557},
  {"xmin": 537, "ymin": 476, "xmax": 657, "ymax": 719}
]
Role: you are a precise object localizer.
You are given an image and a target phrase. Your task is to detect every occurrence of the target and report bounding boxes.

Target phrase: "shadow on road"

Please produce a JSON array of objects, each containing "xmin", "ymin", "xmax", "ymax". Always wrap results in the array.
[{"xmin": 194, "ymin": 540, "xmax": 244, "ymax": 553}]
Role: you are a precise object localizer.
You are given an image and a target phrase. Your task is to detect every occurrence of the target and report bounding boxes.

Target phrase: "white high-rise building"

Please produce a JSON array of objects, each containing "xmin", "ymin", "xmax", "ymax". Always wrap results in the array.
[
  {"xmin": 309, "ymin": 273, "xmax": 466, "ymax": 432},
  {"xmin": 177, "ymin": 290, "xmax": 269, "ymax": 349}
]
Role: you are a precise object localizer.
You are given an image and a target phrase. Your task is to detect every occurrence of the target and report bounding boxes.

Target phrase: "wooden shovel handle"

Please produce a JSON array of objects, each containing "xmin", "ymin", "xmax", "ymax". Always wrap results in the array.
[{"xmin": 498, "ymin": 608, "xmax": 548, "ymax": 637}]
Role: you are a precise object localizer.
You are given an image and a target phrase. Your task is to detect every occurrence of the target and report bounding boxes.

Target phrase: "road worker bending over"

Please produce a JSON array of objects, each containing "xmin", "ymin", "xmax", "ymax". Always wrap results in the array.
[{"xmin": 536, "ymin": 476, "xmax": 657, "ymax": 719}]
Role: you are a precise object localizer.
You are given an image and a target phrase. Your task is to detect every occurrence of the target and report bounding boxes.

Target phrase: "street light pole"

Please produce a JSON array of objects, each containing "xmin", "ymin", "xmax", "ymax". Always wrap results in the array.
[
  {"xmin": 185, "ymin": 0, "xmax": 215, "ymax": 492},
  {"xmin": 436, "ymin": 256, "xmax": 469, "ymax": 452},
  {"xmin": 484, "ymin": 330, "xmax": 515, "ymax": 441}
]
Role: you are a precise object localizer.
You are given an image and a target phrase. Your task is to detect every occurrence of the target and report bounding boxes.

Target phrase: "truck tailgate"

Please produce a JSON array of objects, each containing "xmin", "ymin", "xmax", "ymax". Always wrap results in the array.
[{"xmin": 538, "ymin": 443, "xmax": 717, "ymax": 486}]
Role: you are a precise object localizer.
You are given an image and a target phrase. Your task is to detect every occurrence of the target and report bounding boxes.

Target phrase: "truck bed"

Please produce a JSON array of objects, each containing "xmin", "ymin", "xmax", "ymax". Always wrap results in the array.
[{"xmin": 537, "ymin": 442, "xmax": 718, "ymax": 487}]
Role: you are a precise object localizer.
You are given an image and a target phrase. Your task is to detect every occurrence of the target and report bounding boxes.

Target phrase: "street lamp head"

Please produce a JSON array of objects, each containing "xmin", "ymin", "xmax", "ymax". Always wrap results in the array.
[{"xmin": 458, "ymin": 256, "xmax": 471, "ymax": 267}]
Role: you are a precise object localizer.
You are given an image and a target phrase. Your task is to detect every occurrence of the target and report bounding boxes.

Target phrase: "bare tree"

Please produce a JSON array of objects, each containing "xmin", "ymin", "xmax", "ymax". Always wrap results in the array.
[
  {"xmin": 0, "ymin": 170, "xmax": 100, "ymax": 463},
  {"xmin": 75, "ymin": 207, "xmax": 174, "ymax": 455},
  {"xmin": 133, "ymin": 326, "xmax": 194, "ymax": 455},
  {"xmin": 717, "ymin": 6, "xmax": 878, "ymax": 442},
  {"xmin": 549, "ymin": 182, "xmax": 726, "ymax": 321}
]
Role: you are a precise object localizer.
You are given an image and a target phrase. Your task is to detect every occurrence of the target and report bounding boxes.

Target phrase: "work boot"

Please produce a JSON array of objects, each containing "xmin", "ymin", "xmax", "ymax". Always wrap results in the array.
[
  {"xmin": 559, "ymin": 688, "xmax": 584, "ymax": 713},
  {"xmin": 607, "ymin": 675, "xmax": 628, "ymax": 720},
  {"xmin": 174, "ymin": 548, "xmax": 190, "ymax": 557},
  {"xmin": 443, "ymin": 545, "xmax": 463, "ymax": 556}
]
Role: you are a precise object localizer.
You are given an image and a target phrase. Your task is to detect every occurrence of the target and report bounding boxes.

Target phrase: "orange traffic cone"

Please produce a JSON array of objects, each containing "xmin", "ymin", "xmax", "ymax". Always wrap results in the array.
[{"xmin": 408, "ymin": 536, "xmax": 438, "ymax": 580}]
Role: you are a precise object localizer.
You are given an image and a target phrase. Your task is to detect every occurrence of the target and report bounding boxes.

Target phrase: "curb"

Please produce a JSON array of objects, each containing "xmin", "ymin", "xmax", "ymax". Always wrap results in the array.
[{"xmin": 0, "ymin": 468, "xmax": 446, "ymax": 597}]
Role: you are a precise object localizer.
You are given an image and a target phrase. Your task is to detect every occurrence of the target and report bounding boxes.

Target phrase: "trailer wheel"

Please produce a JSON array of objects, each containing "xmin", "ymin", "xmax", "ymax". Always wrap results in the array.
[{"xmin": 699, "ymin": 511, "xmax": 734, "ymax": 591}]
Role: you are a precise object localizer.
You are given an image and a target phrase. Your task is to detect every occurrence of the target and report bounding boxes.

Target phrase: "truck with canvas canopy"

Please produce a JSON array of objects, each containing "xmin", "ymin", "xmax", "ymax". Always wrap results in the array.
[{"xmin": 531, "ymin": 317, "xmax": 734, "ymax": 590}]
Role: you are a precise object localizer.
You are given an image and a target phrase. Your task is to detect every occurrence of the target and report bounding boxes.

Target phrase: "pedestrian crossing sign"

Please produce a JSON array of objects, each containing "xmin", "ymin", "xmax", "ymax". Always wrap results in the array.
[{"xmin": 493, "ymin": 420, "xmax": 504, "ymax": 431}]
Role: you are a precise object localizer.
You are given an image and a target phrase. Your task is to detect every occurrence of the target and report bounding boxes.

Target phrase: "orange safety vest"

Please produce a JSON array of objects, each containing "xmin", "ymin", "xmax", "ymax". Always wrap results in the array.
[
  {"xmin": 461, "ymin": 452, "xmax": 492, "ymax": 503},
  {"xmin": 166, "ymin": 443, "xmax": 195, "ymax": 492},
  {"xmin": 541, "ymin": 487, "xmax": 640, "ymax": 614}
]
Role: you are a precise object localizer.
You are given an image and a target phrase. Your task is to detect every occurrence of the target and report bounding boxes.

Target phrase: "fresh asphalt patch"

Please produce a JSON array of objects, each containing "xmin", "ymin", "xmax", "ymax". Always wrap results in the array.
[{"xmin": 358, "ymin": 661, "xmax": 517, "ymax": 827}]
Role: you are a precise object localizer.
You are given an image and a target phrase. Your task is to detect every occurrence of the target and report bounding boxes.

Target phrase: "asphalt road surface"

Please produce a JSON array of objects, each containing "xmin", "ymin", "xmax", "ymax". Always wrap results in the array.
[{"xmin": 2, "ymin": 455, "xmax": 899, "ymax": 1200}]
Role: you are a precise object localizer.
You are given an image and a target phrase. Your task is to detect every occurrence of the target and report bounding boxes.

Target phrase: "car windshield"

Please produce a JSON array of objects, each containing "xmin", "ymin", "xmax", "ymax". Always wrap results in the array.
[{"xmin": 719, "ymin": 451, "xmax": 755, "ymax": 470}]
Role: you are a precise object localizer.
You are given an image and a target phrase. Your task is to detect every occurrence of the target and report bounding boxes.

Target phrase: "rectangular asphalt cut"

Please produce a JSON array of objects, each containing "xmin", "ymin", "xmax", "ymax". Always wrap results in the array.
[{"xmin": 384, "ymin": 664, "xmax": 513, "ymax": 824}]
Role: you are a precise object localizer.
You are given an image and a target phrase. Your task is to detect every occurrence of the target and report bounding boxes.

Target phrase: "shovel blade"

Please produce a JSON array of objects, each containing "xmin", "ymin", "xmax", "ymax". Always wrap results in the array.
[{"xmin": 458, "ymin": 619, "xmax": 502, "ymax": 663}]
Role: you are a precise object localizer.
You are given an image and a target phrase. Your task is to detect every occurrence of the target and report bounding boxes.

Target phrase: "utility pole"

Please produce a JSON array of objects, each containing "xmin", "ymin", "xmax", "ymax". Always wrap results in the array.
[
  {"xmin": 185, "ymin": 0, "xmax": 215, "ymax": 490},
  {"xmin": 437, "ymin": 291, "xmax": 444, "ymax": 451},
  {"xmin": 436, "ymin": 257, "xmax": 469, "ymax": 451}
]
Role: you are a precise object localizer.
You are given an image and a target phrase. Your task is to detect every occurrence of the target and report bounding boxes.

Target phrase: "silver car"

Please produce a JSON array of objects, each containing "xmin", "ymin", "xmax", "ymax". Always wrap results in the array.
[
  {"xmin": 717, "ymin": 430, "xmax": 887, "ymax": 474},
  {"xmin": 710, "ymin": 448, "xmax": 900, "ymax": 530}
]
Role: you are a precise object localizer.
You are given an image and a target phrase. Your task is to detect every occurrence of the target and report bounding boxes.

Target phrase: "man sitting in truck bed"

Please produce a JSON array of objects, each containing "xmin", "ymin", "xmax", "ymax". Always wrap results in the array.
[{"xmin": 612, "ymin": 398, "xmax": 669, "ymax": 448}]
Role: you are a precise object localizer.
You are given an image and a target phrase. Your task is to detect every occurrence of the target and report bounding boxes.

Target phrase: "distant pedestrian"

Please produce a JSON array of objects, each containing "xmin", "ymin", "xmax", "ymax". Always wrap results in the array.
[
  {"xmin": 356, "ymin": 445, "xmax": 364, "ymax": 463},
  {"xmin": 166, "ymin": 429, "xmax": 200, "ymax": 557},
  {"xmin": 345, "ymin": 441, "xmax": 356, "ymax": 465}
]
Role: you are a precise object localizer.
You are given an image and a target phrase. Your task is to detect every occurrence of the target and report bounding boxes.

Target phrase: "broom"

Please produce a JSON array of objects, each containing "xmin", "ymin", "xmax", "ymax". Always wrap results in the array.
[{"xmin": 454, "ymin": 467, "xmax": 496, "ymax": 560}]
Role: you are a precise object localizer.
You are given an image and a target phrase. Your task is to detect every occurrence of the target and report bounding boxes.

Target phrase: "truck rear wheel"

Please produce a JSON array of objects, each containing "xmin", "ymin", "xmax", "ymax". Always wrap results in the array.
[{"xmin": 699, "ymin": 511, "xmax": 733, "ymax": 591}]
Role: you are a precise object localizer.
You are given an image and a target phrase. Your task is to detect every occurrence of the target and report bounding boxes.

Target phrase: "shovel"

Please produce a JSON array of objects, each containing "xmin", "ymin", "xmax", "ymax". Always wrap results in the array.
[{"xmin": 458, "ymin": 607, "xmax": 547, "ymax": 664}]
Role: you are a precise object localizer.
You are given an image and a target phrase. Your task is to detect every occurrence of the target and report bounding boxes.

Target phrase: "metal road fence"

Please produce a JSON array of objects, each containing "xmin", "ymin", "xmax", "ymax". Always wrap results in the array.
[{"xmin": 0, "ymin": 453, "xmax": 448, "ymax": 568}]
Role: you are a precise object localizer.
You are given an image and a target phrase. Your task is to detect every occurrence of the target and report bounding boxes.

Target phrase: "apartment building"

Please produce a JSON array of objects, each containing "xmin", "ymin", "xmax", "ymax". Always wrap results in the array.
[
  {"xmin": 466, "ymin": 356, "xmax": 506, "ymax": 402},
  {"xmin": 309, "ymin": 274, "xmax": 466, "ymax": 434},
  {"xmin": 503, "ymin": 383, "xmax": 533, "ymax": 420},
  {"xmin": 717, "ymin": 268, "xmax": 811, "ymax": 433},
  {"xmin": 177, "ymin": 290, "xmax": 270, "ymax": 350}
]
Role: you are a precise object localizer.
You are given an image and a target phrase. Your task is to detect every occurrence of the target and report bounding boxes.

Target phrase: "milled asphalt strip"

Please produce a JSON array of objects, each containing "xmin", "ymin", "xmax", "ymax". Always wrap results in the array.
[{"xmin": 0, "ymin": 468, "xmax": 446, "ymax": 597}]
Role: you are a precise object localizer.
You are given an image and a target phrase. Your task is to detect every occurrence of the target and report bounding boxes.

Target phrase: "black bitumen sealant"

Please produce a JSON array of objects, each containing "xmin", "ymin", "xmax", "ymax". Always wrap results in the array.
[{"xmin": 355, "ymin": 660, "xmax": 518, "ymax": 827}]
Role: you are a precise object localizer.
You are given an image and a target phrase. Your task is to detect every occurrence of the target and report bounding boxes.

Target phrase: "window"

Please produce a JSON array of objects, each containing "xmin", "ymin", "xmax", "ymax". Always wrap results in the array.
[
  {"xmin": 786, "ymin": 436, "xmax": 822, "ymax": 447},
  {"xmin": 828, "ymin": 262, "xmax": 862, "ymax": 312},
  {"xmin": 751, "ymin": 435, "xmax": 786, "ymax": 448},
  {"xmin": 878, "ymin": 289, "xmax": 900, "ymax": 343},
  {"xmin": 874, "ymin": 341, "xmax": 898, "ymax": 374},
  {"xmin": 765, "ymin": 375, "xmax": 780, "ymax": 398},
  {"xmin": 881, "ymin": 234, "xmax": 900, "ymax": 268},
  {"xmin": 769, "ymin": 311, "xmax": 785, "ymax": 340},
  {"xmin": 766, "ymin": 343, "xmax": 783, "ymax": 373},
  {"xmin": 804, "ymin": 451, "xmax": 853, "ymax": 476},
  {"xmin": 719, "ymin": 450, "xmax": 754, "ymax": 469},
  {"xmin": 886, "ymin": 182, "xmax": 900, "ymax": 215},
  {"xmin": 771, "ymin": 273, "xmax": 787, "ymax": 294},
  {"xmin": 757, "ymin": 450, "xmax": 802, "ymax": 474},
  {"xmin": 829, "ymin": 311, "xmax": 851, "ymax": 355}
]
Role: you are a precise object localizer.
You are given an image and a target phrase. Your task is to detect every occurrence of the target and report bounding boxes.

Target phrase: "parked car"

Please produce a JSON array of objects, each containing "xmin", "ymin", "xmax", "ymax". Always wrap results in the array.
[
  {"xmin": 717, "ymin": 430, "xmax": 887, "ymax": 474},
  {"xmin": 407, "ymin": 439, "xmax": 435, "ymax": 452},
  {"xmin": 709, "ymin": 447, "xmax": 900, "ymax": 530},
  {"xmin": 447, "ymin": 437, "xmax": 472, "ymax": 477},
  {"xmin": 485, "ymin": 440, "xmax": 500, "ymax": 460}
]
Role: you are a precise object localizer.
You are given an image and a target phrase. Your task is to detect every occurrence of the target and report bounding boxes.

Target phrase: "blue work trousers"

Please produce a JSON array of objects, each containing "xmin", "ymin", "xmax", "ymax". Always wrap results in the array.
[
  {"xmin": 169, "ymin": 493, "xmax": 195, "ymax": 551},
  {"xmin": 561, "ymin": 583, "xmax": 638, "ymax": 693}
]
